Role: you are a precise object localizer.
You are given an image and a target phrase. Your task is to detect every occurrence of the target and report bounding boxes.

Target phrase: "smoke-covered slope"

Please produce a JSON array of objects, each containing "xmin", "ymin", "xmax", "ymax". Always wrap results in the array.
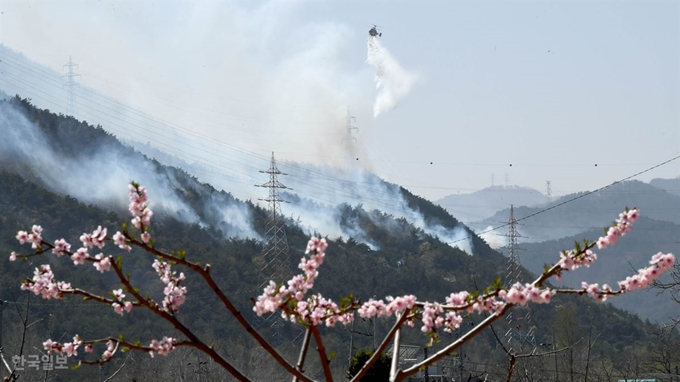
[{"xmin": 1, "ymin": 96, "xmax": 486, "ymax": 257}]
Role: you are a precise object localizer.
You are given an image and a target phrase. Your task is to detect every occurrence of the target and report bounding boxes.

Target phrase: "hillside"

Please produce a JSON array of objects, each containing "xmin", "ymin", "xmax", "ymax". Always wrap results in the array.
[
  {"xmin": 436, "ymin": 185, "xmax": 547, "ymax": 223},
  {"xmin": 469, "ymin": 180, "xmax": 680, "ymax": 243},
  {"xmin": 0, "ymin": 98, "xmax": 672, "ymax": 380}
]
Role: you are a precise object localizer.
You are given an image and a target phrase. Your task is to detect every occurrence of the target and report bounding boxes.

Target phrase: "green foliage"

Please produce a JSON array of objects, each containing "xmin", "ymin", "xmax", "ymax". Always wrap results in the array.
[{"xmin": 347, "ymin": 349, "xmax": 391, "ymax": 381}]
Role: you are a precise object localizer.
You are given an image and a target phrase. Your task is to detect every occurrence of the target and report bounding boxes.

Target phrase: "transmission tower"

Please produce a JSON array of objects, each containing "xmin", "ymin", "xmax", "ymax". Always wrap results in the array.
[
  {"xmin": 503, "ymin": 205, "xmax": 524, "ymax": 283},
  {"xmin": 62, "ymin": 56, "xmax": 81, "ymax": 114},
  {"xmin": 504, "ymin": 173, "xmax": 510, "ymax": 188},
  {"xmin": 253, "ymin": 152, "xmax": 293, "ymax": 341},
  {"xmin": 346, "ymin": 106, "xmax": 358, "ymax": 143},
  {"xmin": 501, "ymin": 205, "xmax": 535, "ymax": 353},
  {"xmin": 545, "ymin": 180, "xmax": 552, "ymax": 200},
  {"xmin": 256, "ymin": 152, "xmax": 291, "ymax": 286}
]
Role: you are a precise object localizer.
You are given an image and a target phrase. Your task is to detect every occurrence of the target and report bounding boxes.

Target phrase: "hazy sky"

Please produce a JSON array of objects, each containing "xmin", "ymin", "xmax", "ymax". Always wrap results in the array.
[{"xmin": 0, "ymin": 0, "xmax": 678, "ymax": 201}]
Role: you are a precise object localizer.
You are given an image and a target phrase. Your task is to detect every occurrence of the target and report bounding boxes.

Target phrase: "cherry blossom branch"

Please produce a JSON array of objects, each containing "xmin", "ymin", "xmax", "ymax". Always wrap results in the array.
[
  {"xmin": 310, "ymin": 325, "xmax": 332, "ymax": 382},
  {"xmin": 11, "ymin": 184, "xmax": 312, "ymax": 382},
  {"xmin": 127, "ymin": 239, "xmax": 312, "ymax": 382}
]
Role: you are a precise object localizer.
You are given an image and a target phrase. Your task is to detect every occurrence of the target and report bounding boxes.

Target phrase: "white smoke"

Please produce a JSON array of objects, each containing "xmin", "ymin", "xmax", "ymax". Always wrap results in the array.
[
  {"xmin": 366, "ymin": 37, "xmax": 419, "ymax": 118},
  {"xmin": 280, "ymin": 162, "xmax": 475, "ymax": 254},
  {"xmin": 0, "ymin": 101, "xmax": 260, "ymax": 241},
  {"xmin": 477, "ymin": 226, "xmax": 508, "ymax": 249}
]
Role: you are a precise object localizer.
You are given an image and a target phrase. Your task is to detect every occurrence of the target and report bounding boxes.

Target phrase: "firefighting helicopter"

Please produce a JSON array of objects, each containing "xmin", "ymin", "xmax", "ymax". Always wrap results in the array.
[{"xmin": 368, "ymin": 25, "xmax": 382, "ymax": 37}]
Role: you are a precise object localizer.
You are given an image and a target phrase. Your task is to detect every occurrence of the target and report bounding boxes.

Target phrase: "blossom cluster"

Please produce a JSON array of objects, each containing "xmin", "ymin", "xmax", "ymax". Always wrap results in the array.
[
  {"xmin": 499, "ymin": 283, "xmax": 554, "ymax": 306},
  {"xmin": 357, "ymin": 295, "xmax": 417, "ymax": 318},
  {"xmin": 43, "ymin": 335, "xmax": 82, "ymax": 357},
  {"xmin": 253, "ymin": 237, "xmax": 327, "ymax": 316},
  {"xmin": 20, "ymin": 264, "xmax": 71, "ymax": 299},
  {"xmin": 559, "ymin": 249, "xmax": 597, "ymax": 271},
  {"xmin": 421, "ymin": 303, "xmax": 463, "ymax": 337},
  {"xmin": 285, "ymin": 294, "xmax": 354, "ymax": 327},
  {"xmin": 597, "ymin": 208, "xmax": 639, "ymax": 249},
  {"xmin": 149, "ymin": 336, "xmax": 176, "ymax": 357},
  {"xmin": 111, "ymin": 288, "xmax": 134, "ymax": 316},
  {"xmin": 152, "ymin": 259, "xmax": 187, "ymax": 313},
  {"xmin": 128, "ymin": 183, "xmax": 153, "ymax": 239},
  {"xmin": 618, "ymin": 252, "xmax": 675, "ymax": 292},
  {"xmin": 254, "ymin": 237, "xmax": 355, "ymax": 327},
  {"xmin": 15, "ymin": 225, "xmax": 43, "ymax": 249},
  {"xmin": 80, "ymin": 226, "xmax": 107, "ymax": 250}
]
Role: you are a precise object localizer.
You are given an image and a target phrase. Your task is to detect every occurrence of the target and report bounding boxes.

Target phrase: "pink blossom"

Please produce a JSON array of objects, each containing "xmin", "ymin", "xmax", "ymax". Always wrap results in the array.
[
  {"xmin": 71, "ymin": 247, "xmax": 89, "ymax": 265},
  {"xmin": 21, "ymin": 264, "xmax": 68, "ymax": 299},
  {"xmin": 43, "ymin": 339, "xmax": 58, "ymax": 355},
  {"xmin": 445, "ymin": 291, "xmax": 469, "ymax": 306},
  {"xmin": 9, "ymin": 251, "xmax": 17, "ymax": 261},
  {"xmin": 52, "ymin": 239, "xmax": 71, "ymax": 256},
  {"xmin": 141, "ymin": 232, "xmax": 151, "ymax": 243},
  {"xmin": 112, "ymin": 303, "xmax": 123, "ymax": 316},
  {"xmin": 112, "ymin": 231, "xmax": 131, "ymax": 251},
  {"xmin": 16, "ymin": 230, "xmax": 28, "ymax": 244},
  {"xmin": 113, "ymin": 289, "xmax": 125, "ymax": 301},
  {"xmin": 93, "ymin": 254, "xmax": 111, "ymax": 273},
  {"xmin": 91, "ymin": 226, "xmax": 107, "ymax": 249},
  {"xmin": 27, "ymin": 225, "xmax": 43, "ymax": 249},
  {"xmin": 598, "ymin": 208, "xmax": 639, "ymax": 249},
  {"xmin": 149, "ymin": 337, "xmax": 175, "ymax": 357}
]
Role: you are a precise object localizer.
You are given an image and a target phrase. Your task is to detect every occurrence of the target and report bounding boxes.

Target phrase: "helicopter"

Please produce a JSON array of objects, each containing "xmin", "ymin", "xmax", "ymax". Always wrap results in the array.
[{"xmin": 368, "ymin": 25, "xmax": 382, "ymax": 37}]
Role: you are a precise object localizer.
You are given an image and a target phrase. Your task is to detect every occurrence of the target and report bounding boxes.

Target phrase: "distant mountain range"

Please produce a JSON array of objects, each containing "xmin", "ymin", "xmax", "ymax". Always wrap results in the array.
[
  {"xmin": 466, "ymin": 180, "xmax": 680, "ymax": 243},
  {"xmin": 436, "ymin": 185, "xmax": 548, "ymax": 223},
  {"xmin": 650, "ymin": 176, "xmax": 680, "ymax": 197}
]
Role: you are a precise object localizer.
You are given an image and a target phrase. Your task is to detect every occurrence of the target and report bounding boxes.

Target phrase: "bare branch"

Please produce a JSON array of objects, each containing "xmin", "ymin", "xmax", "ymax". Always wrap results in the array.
[
  {"xmin": 102, "ymin": 352, "xmax": 131, "ymax": 382},
  {"xmin": 292, "ymin": 328, "xmax": 312, "ymax": 382},
  {"xmin": 311, "ymin": 325, "xmax": 332, "ymax": 382}
]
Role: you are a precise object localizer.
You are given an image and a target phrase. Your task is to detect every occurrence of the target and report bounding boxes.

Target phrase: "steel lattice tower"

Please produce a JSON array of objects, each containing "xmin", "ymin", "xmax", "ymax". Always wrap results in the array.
[
  {"xmin": 256, "ymin": 152, "xmax": 291, "ymax": 286},
  {"xmin": 62, "ymin": 56, "xmax": 81, "ymax": 114},
  {"xmin": 346, "ymin": 106, "xmax": 358, "ymax": 143},
  {"xmin": 253, "ymin": 153, "xmax": 302, "ymax": 344},
  {"xmin": 503, "ymin": 205, "xmax": 523, "ymax": 284},
  {"xmin": 501, "ymin": 205, "xmax": 535, "ymax": 353}
]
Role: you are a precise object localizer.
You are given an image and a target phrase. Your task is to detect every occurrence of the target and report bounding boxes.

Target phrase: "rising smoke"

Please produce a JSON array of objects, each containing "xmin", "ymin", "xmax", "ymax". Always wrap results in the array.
[
  {"xmin": 366, "ymin": 37, "xmax": 419, "ymax": 118},
  {"xmin": 0, "ymin": 101, "xmax": 260, "ymax": 240}
]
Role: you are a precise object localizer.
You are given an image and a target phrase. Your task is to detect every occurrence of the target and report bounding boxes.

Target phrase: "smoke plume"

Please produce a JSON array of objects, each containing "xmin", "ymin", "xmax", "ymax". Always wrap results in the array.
[
  {"xmin": 366, "ymin": 37, "xmax": 419, "ymax": 117},
  {"xmin": 0, "ymin": 101, "xmax": 260, "ymax": 240}
]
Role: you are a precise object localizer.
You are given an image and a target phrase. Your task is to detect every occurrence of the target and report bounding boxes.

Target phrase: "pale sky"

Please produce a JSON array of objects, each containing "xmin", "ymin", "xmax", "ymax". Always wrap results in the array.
[{"xmin": 0, "ymin": 0, "xmax": 678, "ymax": 201}]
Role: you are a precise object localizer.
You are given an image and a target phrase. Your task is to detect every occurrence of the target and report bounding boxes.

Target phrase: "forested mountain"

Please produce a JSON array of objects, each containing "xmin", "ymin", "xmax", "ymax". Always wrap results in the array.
[
  {"xmin": 436, "ymin": 185, "xmax": 547, "ymax": 223},
  {"xmin": 470, "ymin": 180, "xmax": 680, "ymax": 243},
  {"xmin": 0, "ymin": 97, "xmax": 674, "ymax": 380}
]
